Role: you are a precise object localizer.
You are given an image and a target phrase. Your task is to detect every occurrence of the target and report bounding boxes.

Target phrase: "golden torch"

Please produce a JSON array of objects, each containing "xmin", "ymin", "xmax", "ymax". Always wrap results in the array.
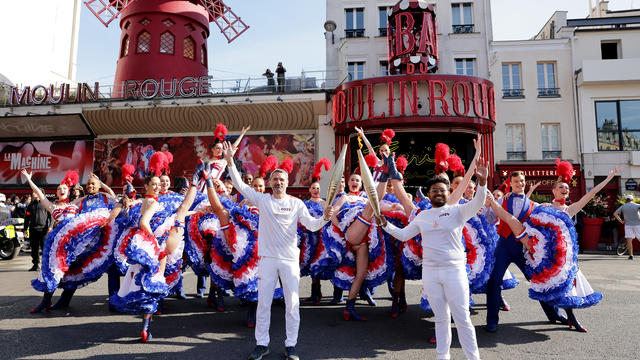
[
  {"xmin": 356, "ymin": 144, "xmax": 382, "ymax": 219},
  {"xmin": 323, "ymin": 145, "xmax": 348, "ymax": 220}
]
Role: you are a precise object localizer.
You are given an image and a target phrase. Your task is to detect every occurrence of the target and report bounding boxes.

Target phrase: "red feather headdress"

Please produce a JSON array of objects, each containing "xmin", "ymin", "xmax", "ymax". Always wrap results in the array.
[
  {"xmin": 498, "ymin": 178, "xmax": 511, "ymax": 195},
  {"xmin": 364, "ymin": 153, "xmax": 378, "ymax": 168},
  {"xmin": 213, "ymin": 123, "xmax": 228, "ymax": 142},
  {"xmin": 379, "ymin": 129, "xmax": 395, "ymax": 145},
  {"xmin": 555, "ymin": 158, "xmax": 575, "ymax": 184},
  {"xmin": 61, "ymin": 170, "xmax": 79, "ymax": 188},
  {"xmin": 396, "ymin": 156, "xmax": 408, "ymax": 174},
  {"xmin": 434, "ymin": 143, "xmax": 450, "ymax": 174},
  {"xmin": 448, "ymin": 154, "xmax": 465, "ymax": 177},
  {"xmin": 312, "ymin": 157, "xmax": 331, "ymax": 182},
  {"xmin": 259, "ymin": 155, "xmax": 278, "ymax": 178},
  {"xmin": 148, "ymin": 152, "xmax": 167, "ymax": 177},
  {"xmin": 279, "ymin": 157, "xmax": 294, "ymax": 174},
  {"xmin": 122, "ymin": 164, "xmax": 136, "ymax": 184}
]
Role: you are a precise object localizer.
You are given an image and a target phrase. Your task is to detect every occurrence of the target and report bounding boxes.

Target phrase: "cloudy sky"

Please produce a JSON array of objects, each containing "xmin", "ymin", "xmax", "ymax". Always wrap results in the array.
[{"xmin": 76, "ymin": 0, "xmax": 636, "ymax": 83}]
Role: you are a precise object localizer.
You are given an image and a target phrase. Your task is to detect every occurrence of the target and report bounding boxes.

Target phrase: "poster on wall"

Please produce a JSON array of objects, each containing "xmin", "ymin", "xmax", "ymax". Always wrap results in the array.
[
  {"xmin": 0, "ymin": 141, "xmax": 94, "ymax": 188},
  {"xmin": 93, "ymin": 133, "xmax": 316, "ymax": 188}
]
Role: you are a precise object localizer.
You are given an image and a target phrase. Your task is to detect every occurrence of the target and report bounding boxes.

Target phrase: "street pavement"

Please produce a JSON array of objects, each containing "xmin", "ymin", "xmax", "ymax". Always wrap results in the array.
[{"xmin": 1, "ymin": 252, "xmax": 638, "ymax": 360}]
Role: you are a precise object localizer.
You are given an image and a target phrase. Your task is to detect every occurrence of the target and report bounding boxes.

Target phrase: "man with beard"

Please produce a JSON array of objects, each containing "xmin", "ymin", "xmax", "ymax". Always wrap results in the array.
[
  {"xmin": 222, "ymin": 142, "xmax": 332, "ymax": 360},
  {"xmin": 378, "ymin": 159, "xmax": 489, "ymax": 360}
]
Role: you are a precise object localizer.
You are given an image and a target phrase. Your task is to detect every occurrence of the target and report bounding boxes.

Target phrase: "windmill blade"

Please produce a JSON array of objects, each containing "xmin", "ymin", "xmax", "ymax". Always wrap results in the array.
[
  {"xmin": 199, "ymin": 0, "xmax": 250, "ymax": 43},
  {"xmin": 84, "ymin": 0, "xmax": 138, "ymax": 27}
]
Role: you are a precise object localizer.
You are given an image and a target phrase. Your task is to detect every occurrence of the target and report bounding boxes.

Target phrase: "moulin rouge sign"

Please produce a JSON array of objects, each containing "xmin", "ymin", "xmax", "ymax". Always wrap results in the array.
[
  {"xmin": 7, "ymin": 76, "xmax": 213, "ymax": 106},
  {"xmin": 333, "ymin": 0, "xmax": 496, "ymax": 128}
]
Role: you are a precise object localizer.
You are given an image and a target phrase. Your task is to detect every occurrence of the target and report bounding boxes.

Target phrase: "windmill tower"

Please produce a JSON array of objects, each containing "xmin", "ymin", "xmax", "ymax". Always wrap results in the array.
[{"xmin": 84, "ymin": 0, "xmax": 249, "ymax": 97}]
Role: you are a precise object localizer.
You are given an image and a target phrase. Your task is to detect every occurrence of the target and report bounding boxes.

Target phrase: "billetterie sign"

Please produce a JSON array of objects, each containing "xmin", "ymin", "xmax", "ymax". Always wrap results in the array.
[{"xmin": 8, "ymin": 75, "xmax": 213, "ymax": 105}]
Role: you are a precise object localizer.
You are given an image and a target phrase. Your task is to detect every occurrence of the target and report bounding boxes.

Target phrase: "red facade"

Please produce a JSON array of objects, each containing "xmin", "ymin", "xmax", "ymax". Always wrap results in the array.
[{"xmin": 113, "ymin": 0, "xmax": 210, "ymax": 97}]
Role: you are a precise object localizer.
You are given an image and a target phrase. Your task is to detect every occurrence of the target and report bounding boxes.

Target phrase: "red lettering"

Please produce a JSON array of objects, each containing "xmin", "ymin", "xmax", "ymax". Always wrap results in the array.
[
  {"xmin": 347, "ymin": 86, "xmax": 365, "ymax": 121},
  {"xmin": 394, "ymin": 13, "xmax": 415, "ymax": 57},
  {"xmin": 428, "ymin": 80, "xmax": 450, "ymax": 116},
  {"xmin": 31, "ymin": 85, "xmax": 48, "ymax": 105},
  {"xmin": 333, "ymin": 90, "xmax": 346, "ymax": 126},
  {"xmin": 488, "ymin": 87, "xmax": 496, "ymax": 121},
  {"xmin": 472, "ymin": 82, "xmax": 489, "ymax": 118},
  {"xmin": 387, "ymin": 81, "xmax": 395, "ymax": 117},
  {"xmin": 399, "ymin": 81, "xmax": 419, "ymax": 116},
  {"xmin": 48, "ymin": 84, "xmax": 66, "ymax": 104},
  {"xmin": 367, "ymin": 83, "xmax": 385, "ymax": 119},
  {"xmin": 418, "ymin": 12, "xmax": 437, "ymax": 57},
  {"xmin": 452, "ymin": 81, "xmax": 470, "ymax": 116},
  {"xmin": 407, "ymin": 63, "xmax": 415, "ymax": 74},
  {"xmin": 9, "ymin": 86, "xmax": 30, "ymax": 105}
]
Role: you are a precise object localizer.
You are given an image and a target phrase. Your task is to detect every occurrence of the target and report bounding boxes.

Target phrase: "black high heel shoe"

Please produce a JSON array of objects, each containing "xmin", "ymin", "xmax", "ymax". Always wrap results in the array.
[{"xmin": 566, "ymin": 309, "xmax": 587, "ymax": 333}]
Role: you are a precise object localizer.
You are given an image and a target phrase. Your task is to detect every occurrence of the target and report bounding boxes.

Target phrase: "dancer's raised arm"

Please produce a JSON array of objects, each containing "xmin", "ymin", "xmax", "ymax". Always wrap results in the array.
[
  {"xmin": 486, "ymin": 194, "xmax": 529, "ymax": 249},
  {"xmin": 567, "ymin": 167, "xmax": 621, "ymax": 218},
  {"xmin": 355, "ymin": 126, "xmax": 378, "ymax": 161},
  {"xmin": 91, "ymin": 173, "xmax": 117, "ymax": 199},
  {"xmin": 448, "ymin": 134, "xmax": 481, "ymax": 205},
  {"xmin": 20, "ymin": 169, "xmax": 54, "ymax": 212},
  {"xmin": 526, "ymin": 181, "xmax": 541, "ymax": 199},
  {"xmin": 223, "ymin": 141, "xmax": 261, "ymax": 206},
  {"xmin": 231, "ymin": 125, "xmax": 251, "ymax": 150}
]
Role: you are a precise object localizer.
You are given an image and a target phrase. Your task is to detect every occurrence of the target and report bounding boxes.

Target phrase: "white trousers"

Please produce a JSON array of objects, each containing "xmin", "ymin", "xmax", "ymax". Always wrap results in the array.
[
  {"xmin": 255, "ymin": 256, "xmax": 300, "ymax": 347},
  {"xmin": 423, "ymin": 265, "xmax": 480, "ymax": 360}
]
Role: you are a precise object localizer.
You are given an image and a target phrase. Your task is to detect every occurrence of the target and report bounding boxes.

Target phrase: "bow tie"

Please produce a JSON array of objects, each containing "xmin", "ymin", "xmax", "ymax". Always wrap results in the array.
[
  {"xmin": 554, "ymin": 199, "xmax": 566, "ymax": 205},
  {"xmin": 511, "ymin": 193, "xmax": 524, "ymax": 199}
]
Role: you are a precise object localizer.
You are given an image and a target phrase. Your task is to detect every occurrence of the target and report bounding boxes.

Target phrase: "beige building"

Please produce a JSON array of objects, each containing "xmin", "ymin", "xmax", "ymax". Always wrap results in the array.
[
  {"xmin": 325, "ymin": 0, "xmax": 493, "ymax": 86},
  {"xmin": 490, "ymin": 0, "xmax": 640, "ymax": 201}
]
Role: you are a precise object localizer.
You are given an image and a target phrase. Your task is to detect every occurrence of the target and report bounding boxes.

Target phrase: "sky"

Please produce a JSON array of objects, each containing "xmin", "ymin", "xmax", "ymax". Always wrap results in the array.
[{"xmin": 76, "ymin": 0, "xmax": 637, "ymax": 83}]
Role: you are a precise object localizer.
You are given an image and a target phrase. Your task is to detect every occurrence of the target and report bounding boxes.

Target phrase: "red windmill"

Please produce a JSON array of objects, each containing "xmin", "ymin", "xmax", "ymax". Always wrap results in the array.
[{"xmin": 84, "ymin": 0, "xmax": 249, "ymax": 97}]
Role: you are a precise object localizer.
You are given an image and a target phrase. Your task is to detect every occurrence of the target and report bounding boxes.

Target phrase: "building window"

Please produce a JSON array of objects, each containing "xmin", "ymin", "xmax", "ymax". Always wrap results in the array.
[
  {"xmin": 345, "ymin": 8, "xmax": 365, "ymax": 38},
  {"xmin": 120, "ymin": 35, "xmax": 129, "ymax": 58},
  {"xmin": 201, "ymin": 44, "xmax": 207, "ymax": 65},
  {"xmin": 506, "ymin": 124, "xmax": 526, "ymax": 160},
  {"xmin": 139, "ymin": 18, "xmax": 151, "ymax": 26},
  {"xmin": 162, "ymin": 18, "xmax": 175, "ymax": 27},
  {"xmin": 502, "ymin": 63, "xmax": 523, "ymax": 98},
  {"xmin": 537, "ymin": 62, "xmax": 559, "ymax": 97},
  {"xmin": 136, "ymin": 31, "xmax": 151, "ymax": 53},
  {"xmin": 183, "ymin": 36, "xmax": 195, "ymax": 60},
  {"xmin": 348, "ymin": 61, "xmax": 365, "ymax": 81},
  {"xmin": 451, "ymin": 3, "xmax": 474, "ymax": 33},
  {"xmin": 123, "ymin": 21, "xmax": 130, "ymax": 30},
  {"xmin": 455, "ymin": 58, "xmax": 475, "ymax": 76},
  {"xmin": 601, "ymin": 41, "xmax": 620, "ymax": 59},
  {"xmin": 596, "ymin": 100, "xmax": 640, "ymax": 151},
  {"xmin": 378, "ymin": 7, "xmax": 391, "ymax": 36},
  {"xmin": 185, "ymin": 23, "xmax": 195, "ymax": 32},
  {"xmin": 380, "ymin": 61, "xmax": 389, "ymax": 76},
  {"xmin": 159, "ymin": 31, "xmax": 175, "ymax": 54},
  {"xmin": 541, "ymin": 124, "xmax": 561, "ymax": 159}
]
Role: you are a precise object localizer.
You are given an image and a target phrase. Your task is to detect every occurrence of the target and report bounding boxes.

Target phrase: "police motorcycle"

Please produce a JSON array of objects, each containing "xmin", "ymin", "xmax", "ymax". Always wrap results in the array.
[{"xmin": 0, "ymin": 218, "xmax": 25, "ymax": 260}]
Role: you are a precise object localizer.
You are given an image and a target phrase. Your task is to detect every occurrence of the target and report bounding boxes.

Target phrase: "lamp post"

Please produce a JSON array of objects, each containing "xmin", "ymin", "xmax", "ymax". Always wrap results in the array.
[{"xmin": 324, "ymin": 20, "xmax": 336, "ymax": 44}]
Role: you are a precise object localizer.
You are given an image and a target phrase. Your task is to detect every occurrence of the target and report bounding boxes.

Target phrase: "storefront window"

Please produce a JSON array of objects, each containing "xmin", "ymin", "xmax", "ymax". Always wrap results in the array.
[{"xmin": 596, "ymin": 100, "xmax": 640, "ymax": 151}]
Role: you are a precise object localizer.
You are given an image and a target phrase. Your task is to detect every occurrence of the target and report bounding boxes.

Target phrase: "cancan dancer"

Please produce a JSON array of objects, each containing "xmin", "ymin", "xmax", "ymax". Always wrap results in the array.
[
  {"xmin": 378, "ymin": 158, "xmax": 490, "ymax": 360},
  {"xmin": 222, "ymin": 141, "xmax": 332, "ymax": 360},
  {"xmin": 23, "ymin": 170, "xmax": 124, "ymax": 313}
]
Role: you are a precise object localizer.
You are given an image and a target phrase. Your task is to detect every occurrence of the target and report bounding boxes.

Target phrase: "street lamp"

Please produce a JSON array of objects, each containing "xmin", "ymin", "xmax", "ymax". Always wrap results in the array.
[{"xmin": 324, "ymin": 20, "xmax": 336, "ymax": 44}]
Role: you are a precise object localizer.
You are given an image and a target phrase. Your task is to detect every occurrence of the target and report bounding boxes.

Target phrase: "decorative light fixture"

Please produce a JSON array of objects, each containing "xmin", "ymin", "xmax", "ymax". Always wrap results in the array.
[
  {"xmin": 245, "ymin": 97, "xmax": 252, "ymax": 103},
  {"xmin": 220, "ymin": 98, "xmax": 227, "ymax": 104},
  {"xmin": 324, "ymin": 20, "xmax": 337, "ymax": 44},
  {"xmin": 277, "ymin": 96, "xmax": 283, "ymax": 102}
]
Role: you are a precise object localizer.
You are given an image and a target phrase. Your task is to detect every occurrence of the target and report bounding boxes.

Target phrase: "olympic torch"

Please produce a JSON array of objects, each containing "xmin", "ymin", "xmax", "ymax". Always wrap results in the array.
[
  {"xmin": 356, "ymin": 149, "xmax": 382, "ymax": 219},
  {"xmin": 323, "ymin": 145, "xmax": 348, "ymax": 220}
]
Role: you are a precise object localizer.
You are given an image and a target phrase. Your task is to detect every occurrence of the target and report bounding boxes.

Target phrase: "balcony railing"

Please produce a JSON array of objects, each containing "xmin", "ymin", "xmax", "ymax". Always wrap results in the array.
[
  {"xmin": 345, "ymin": 28, "xmax": 365, "ymax": 38},
  {"xmin": 542, "ymin": 150, "xmax": 562, "ymax": 160},
  {"xmin": 507, "ymin": 151, "xmax": 526, "ymax": 160},
  {"xmin": 537, "ymin": 87, "xmax": 560, "ymax": 98},
  {"xmin": 452, "ymin": 24, "xmax": 475, "ymax": 34},
  {"xmin": 502, "ymin": 88, "xmax": 524, "ymax": 99},
  {"xmin": 378, "ymin": 27, "xmax": 387, "ymax": 37}
]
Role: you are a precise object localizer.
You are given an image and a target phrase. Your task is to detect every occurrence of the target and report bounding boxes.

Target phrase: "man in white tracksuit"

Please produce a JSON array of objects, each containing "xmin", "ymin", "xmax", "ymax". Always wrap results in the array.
[
  {"xmin": 379, "ymin": 159, "xmax": 489, "ymax": 360},
  {"xmin": 223, "ymin": 142, "xmax": 332, "ymax": 360}
]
